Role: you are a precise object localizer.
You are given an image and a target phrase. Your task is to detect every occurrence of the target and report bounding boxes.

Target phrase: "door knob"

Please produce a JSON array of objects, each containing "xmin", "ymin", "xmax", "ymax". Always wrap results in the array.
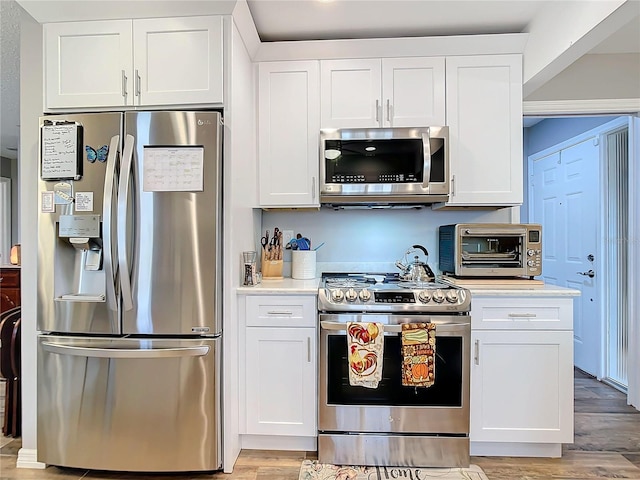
[{"xmin": 577, "ymin": 269, "xmax": 595, "ymax": 278}]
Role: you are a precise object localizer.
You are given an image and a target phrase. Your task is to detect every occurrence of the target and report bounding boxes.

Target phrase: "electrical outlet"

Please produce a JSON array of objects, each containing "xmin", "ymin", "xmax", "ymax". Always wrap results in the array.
[{"xmin": 282, "ymin": 230, "xmax": 294, "ymax": 247}]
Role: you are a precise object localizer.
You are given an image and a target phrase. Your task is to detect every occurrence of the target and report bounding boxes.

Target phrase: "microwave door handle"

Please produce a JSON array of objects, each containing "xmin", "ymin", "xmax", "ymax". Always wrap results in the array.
[{"xmin": 422, "ymin": 131, "xmax": 432, "ymax": 189}]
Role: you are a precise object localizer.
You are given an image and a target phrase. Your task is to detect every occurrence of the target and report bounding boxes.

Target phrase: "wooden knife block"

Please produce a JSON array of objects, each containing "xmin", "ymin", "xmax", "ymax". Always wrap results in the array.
[{"xmin": 261, "ymin": 258, "xmax": 283, "ymax": 280}]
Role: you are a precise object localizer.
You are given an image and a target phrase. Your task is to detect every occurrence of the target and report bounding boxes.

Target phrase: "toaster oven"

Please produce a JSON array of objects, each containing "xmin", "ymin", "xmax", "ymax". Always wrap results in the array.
[{"xmin": 438, "ymin": 223, "xmax": 542, "ymax": 278}]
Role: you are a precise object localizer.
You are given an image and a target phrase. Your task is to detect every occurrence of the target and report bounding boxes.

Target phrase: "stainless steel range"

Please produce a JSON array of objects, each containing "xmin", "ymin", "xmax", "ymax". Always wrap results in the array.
[{"xmin": 317, "ymin": 273, "xmax": 471, "ymax": 468}]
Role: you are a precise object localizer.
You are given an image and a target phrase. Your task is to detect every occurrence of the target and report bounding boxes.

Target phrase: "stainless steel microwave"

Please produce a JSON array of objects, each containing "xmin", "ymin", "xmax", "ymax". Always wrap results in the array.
[
  {"xmin": 438, "ymin": 223, "xmax": 542, "ymax": 278},
  {"xmin": 320, "ymin": 126, "xmax": 449, "ymax": 206}
]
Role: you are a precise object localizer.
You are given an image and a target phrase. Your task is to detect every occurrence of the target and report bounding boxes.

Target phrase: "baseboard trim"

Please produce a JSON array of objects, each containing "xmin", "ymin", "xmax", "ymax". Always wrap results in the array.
[
  {"xmin": 241, "ymin": 434, "xmax": 316, "ymax": 451},
  {"xmin": 17, "ymin": 448, "xmax": 46, "ymax": 469},
  {"xmin": 470, "ymin": 441, "xmax": 562, "ymax": 457}
]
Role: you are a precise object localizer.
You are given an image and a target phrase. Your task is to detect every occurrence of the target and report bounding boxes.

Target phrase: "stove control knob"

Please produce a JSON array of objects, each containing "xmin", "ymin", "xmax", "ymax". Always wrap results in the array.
[
  {"xmin": 527, "ymin": 249, "xmax": 535, "ymax": 256},
  {"xmin": 527, "ymin": 260, "xmax": 535, "ymax": 267},
  {"xmin": 418, "ymin": 290, "xmax": 432, "ymax": 303},
  {"xmin": 331, "ymin": 289, "xmax": 345, "ymax": 302},
  {"xmin": 432, "ymin": 289, "xmax": 445, "ymax": 303},
  {"xmin": 359, "ymin": 289, "xmax": 372, "ymax": 302},
  {"xmin": 445, "ymin": 290, "xmax": 459, "ymax": 303},
  {"xmin": 345, "ymin": 288, "xmax": 358, "ymax": 302}
]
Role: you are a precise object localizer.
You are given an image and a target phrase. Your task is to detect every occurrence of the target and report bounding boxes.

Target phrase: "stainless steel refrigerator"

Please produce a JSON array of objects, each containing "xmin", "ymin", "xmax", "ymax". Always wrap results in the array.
[{"xmin": 36, "ymin": 111, "xmax": 222, "ymax": 472}]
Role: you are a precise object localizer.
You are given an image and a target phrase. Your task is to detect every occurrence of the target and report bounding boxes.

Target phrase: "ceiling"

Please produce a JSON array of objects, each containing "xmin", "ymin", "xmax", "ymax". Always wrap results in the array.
[{"xmin": 2, "ymin": 0, "xmax": 639, "ymax": 160}]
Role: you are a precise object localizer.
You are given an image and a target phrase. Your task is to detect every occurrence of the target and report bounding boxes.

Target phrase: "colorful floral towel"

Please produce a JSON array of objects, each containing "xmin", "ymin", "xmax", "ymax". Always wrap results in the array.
[
  {"xmin": 401, "ymin": 322, "xmax": 436, "ymax": 387},
  {"xmin": 347, "ymin": 322, "xmax": 384, "ymax": 389}
]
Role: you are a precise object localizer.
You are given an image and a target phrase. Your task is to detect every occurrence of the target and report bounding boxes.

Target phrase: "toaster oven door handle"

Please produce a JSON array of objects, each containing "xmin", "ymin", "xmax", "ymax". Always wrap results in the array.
[
  {"xmin": 421, "ymin": 131, "xmax": 432, "ymax": 189},
  {"xmin": 462, "ymin": 227, "xmax": 528, "ymax": 235}
]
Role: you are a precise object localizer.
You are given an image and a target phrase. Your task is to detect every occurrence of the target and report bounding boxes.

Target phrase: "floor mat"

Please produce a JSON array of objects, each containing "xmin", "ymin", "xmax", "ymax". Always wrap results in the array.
[{"xmin": 299, "ymin": 460, "xmax": 489, "ymax": 480}]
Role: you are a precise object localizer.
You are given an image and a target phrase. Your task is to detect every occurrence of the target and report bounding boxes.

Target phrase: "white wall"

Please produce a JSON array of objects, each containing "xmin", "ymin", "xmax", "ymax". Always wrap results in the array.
[
  {"xmin": 526, "ymin": 53, "xmax": 640, "ymax": 102},
  {"xmin": 262, "ymin": 207, "xmax": 512, "ymax": 275}
]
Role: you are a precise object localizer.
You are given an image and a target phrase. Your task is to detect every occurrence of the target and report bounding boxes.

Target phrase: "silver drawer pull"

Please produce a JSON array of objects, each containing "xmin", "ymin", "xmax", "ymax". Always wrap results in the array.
[
  {"xmin": 508, "ymin": 313, "xmax": 537, "ymax": 318},
  {"xmin": 267, "ymin": 310, "xmax": 293, "ymax": 316},
  {"xmin": 307, "ymin": 337, "xmax": 311, "ymax": 363},
  {"xmin": 474, "ymin": 339, "xmax": 479, "ymax": 365}
]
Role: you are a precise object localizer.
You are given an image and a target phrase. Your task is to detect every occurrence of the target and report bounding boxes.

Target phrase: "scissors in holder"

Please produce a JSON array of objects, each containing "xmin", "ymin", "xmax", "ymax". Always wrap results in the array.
[{"xmin": 261, "ymin": 230, "xmax": 269, "ymax": 250}]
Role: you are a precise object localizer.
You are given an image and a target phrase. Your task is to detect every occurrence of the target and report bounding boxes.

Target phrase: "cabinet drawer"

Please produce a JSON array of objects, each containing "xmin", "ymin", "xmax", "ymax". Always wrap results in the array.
[
  {"xmin": 0, "ymin": 269, "xmax": 20, "ymax": 288},
  {"xmin": 246, "ymin": 295, "xmax": 316, "ymax": 328},
  {"xmin": 471, "ymin": 297, "xmax": 573, "ymax": 330}
]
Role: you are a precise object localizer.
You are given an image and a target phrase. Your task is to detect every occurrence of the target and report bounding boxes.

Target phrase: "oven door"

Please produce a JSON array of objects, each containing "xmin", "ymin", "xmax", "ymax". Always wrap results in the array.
[{"xmin": 318, "ymin": 314, "xmax": 470, "ymax": 435}]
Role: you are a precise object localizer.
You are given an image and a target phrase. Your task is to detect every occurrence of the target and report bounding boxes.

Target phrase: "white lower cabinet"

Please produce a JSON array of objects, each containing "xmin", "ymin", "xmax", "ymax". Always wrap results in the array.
[
  {"xmin": 469, "ymin": 293, "xmax": 576, "ymax": 456},
  {"xmin": 470, "ymin": 329, "xmax": 574, "ymax": 443},
  {"xmin": 243, "ymin": 295, "xmax": 317, "ymax": 439}
]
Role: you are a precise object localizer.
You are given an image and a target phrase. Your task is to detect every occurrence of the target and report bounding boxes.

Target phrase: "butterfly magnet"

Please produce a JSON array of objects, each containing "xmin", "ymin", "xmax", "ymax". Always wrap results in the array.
[{"xmin": 85, "ymin": 144, "xmax": 109, "ymax": 163}]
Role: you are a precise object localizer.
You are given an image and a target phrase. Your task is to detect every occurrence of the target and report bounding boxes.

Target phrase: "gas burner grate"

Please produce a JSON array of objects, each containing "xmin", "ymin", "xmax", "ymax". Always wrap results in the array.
[
  {"xmin": 397, "ymin": 281, "xmax": 441, "ymax": 289},
  {"xmin": 324, "ymin": 278, "xmax": 370, "ymax": 288}
]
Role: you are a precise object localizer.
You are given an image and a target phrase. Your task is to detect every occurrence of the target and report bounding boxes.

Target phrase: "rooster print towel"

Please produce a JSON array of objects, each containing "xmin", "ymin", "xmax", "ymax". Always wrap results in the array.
[
  {"xmin": 401, "ymin": 322, "xmax": 436, "ymax": 387},
  {"xmin": 347, "ymin": 322, "xmax": 384, "ymax": 389}
]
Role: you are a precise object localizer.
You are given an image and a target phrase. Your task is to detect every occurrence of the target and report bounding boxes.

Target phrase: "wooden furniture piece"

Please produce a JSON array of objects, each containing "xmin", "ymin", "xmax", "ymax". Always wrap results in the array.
[
  {"xmin": 0, "ymin": 267, "xmax": 20, "ymax": 314},
  {"xmin": 0, "ymin": 306, "xmax": 21, "ymax": 437}
]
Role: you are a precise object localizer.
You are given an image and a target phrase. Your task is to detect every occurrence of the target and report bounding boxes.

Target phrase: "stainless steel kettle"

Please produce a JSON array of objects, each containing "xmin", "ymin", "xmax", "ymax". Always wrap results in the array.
[{"xmin": 395, "ymin": 244, "xmax": 435, "ymax": 282}]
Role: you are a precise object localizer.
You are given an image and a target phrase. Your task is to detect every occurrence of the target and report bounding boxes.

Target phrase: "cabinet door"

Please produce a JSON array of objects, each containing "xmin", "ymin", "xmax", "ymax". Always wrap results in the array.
[
  {"xmin": 381, "ymin": 57, "xmax": 445, "ymax": 127},
  {"xmin": 470, "ymin": 330, "xmax": 573, "ymax": 443},
  {"xmin": 44, "ymin": 20, "xmax": 133, "ymax": 109},
  {"xmin": 245, "ymin": 327, "xmax": 317, "ymax": 436},
  {"xmin": 133, "ymin": 16, "xmax": 223, "ymax": 106},
  {"xmin": 445, "ymin": 55, "xmax": 523, "ymax": 206},
  {"xmin": 258, "ymin": 61, "xmax": 320, "ymax": 207},
  {"xmin": 320, "ymin": 59, "xmax": 381, "ymax": 128}
]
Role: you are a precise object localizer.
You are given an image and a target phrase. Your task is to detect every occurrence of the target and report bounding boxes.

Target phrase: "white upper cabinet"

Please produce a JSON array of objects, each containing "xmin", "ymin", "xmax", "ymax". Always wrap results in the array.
[
  {"xmin": 132, "ymin": 17, "xmax": 223, "ymax": 106},
  {"xmin": 381, "ymin": 57, "xmax": 446, "ymax": 127},
  {"xmin": 45, "ymin": 20, "xmax": 133, "ymax": 109},
  {"xmin": 320, "ymin": 57, "xmax": 445, "ymax": 128},
  {"xmin": 443, "ymin": 54, "xmax": 523, "ymax": 206},
  {"xmin": 258, "ymin": 61, "xmax": 320, "ymax": 207},
  {"xmin": 44, "ymin": 17, "xmax": 223, "ymax": 109}
]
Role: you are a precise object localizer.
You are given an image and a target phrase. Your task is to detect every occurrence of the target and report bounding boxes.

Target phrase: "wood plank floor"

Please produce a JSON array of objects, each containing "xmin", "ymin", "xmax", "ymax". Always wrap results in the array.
[{"xmin": 1, "ymin": 370, "xmax": 639, "ymax": 479}]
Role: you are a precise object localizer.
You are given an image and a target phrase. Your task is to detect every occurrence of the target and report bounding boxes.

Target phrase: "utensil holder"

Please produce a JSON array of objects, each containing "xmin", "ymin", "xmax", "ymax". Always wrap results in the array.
[
  {"xmin": 291, "ymin": 250, "xmax": 316, "ymax": 279},
  {"xmin": 261, "ymin": 258, "xmax": 283, "ymax": 280}
]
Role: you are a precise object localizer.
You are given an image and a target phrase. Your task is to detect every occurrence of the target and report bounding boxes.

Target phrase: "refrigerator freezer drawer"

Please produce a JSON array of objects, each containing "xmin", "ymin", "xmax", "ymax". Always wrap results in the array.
[{"xmin": 37, "ymin": 335, "xmax": 221, "ymax": 472}]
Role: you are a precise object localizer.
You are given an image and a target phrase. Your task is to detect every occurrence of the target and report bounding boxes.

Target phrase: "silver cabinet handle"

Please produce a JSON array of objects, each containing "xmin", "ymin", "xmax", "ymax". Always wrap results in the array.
[
  {"xmin": 375, "ymin": 99, "xmax": 380, "ymax": 123},
  {"xmin": 451, "ymin": 174, "xmax": 456, "ymax": 196},
  {"xmin": 386, "ymin": 99, "xmax": 391, "ymax": 122},
  {"xmin": 474, "ymin": 339, "xmax": 479, "ymax": 365},
  {"xmin": 267, "ymin": 310, "xmax": 293, "ymax": 316},
  {"xmin": 121, "ymin": 70, "xmax": 128, "ymax": 98},
  {"xmin": 312, "ymin": 177, "xmax": 316, "ymax": 200},
  {"xmin": 42, "ymin": 342, "xmax": 209, "ymax": 359},
  {"xmin": 307, "ymin": 337, "xmax": 311, "ymax": 363},
  {"xmin": 135, "ymin": 69, "xmax": 141, "ymax": 98},
  {"xmin": 508, "ymin": 313, "xmax": 537, "ymax": 318}
]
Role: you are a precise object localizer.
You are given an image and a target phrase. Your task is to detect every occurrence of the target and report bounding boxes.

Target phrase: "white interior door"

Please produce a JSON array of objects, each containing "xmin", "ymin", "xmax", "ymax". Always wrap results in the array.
[{"xmin": 529, "ymin": 137, "xmax": 600, "ymax": 376}]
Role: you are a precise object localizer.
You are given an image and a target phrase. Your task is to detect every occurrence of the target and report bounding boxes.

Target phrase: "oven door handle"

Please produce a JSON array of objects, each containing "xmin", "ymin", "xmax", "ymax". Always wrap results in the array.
[{"xmin": 321, "ymin": 320, "xmax": 403, "ymax": 333}]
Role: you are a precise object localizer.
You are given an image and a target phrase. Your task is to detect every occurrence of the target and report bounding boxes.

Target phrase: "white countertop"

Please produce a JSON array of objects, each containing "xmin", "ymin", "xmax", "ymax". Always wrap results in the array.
[
  {"xmin": 237, "ymin": 277, "xmax": 320, "ymax": 294},
  {"xmin": 465, "ymin": 284, "xmax": 581, "ymax": 296},
  {"xmin": 236, "ymin": 277, "xmax": 579, "ymax": 297}
]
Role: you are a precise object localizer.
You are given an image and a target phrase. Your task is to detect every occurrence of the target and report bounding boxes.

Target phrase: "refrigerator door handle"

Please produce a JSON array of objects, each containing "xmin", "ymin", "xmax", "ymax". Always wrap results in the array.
[
  {"xmin": 41, "ymin": 341, "xmax": 210, "ymax": 359},
  {"xmin": 102, "ymin": 134, "xmax": 120, "ymax": 314},
  {"xmin": 118, "ymin": 134, "xmax": 135, "ymax": 311}
]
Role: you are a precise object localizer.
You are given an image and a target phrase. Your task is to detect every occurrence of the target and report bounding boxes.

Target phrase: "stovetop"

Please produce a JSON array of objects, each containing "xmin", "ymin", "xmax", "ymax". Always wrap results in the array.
[{"xmin": 318, "ymin": 272, "xmax": 471, "ymax": 313}]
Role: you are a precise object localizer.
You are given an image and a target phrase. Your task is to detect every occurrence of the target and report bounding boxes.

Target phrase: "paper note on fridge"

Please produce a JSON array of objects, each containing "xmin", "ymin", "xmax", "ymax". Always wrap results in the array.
[{"xmin": 142, "ymin": 146, "xmax": 204, "ymax": 192}]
